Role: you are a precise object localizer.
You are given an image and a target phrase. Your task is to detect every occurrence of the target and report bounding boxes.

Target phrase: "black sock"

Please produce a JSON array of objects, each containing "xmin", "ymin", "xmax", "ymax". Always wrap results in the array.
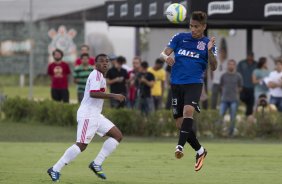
[
  {"xmin": 177, "ymin": 118, "xmax": 193, "ymax": 147},
  {"xmin": 178, "ymin": 118, "xmax": 201, "ymax": 151},
  {"xmin": 185, "ymin": 118, "xmax": 201, "ymax": 151},
  {"xmin": 187, "ymin": 130, "xmax": 201, "ymax": 151}
]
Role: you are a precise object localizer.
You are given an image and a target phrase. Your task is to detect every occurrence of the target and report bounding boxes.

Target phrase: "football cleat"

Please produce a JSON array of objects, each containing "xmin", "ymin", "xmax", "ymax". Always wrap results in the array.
[
  {"xmin": 194, "ymin": 149, "xmax": 208, "ymax": 172},
  {"xmin": 47, "ymin": 167, "xmax": 60, "ymax": 182},
  {"xmin": 175, "ymin": 145, "xmax": 184, "ymax": 159},
  {"xmin": 89, "ymin": 161, "xmax": 107, "ymax": 180}
]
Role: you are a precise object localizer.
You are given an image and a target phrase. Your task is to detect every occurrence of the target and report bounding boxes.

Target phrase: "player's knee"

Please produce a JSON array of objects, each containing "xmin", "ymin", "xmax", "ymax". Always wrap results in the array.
[
  {"xmin": 76, "ymin": 143, "xmax": 88, "ymax": 152},
  {"xmin": 183, "ymin": 105, "xmax": 194, "ymax": 118},
  {"xmin": 115, "ymin": 132, "xmax": 123, "ymax": 142}
]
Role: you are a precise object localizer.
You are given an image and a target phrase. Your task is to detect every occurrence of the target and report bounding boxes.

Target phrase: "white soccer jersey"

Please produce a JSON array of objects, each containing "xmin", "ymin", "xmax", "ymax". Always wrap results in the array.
[{"xmin": 77, "ymin": 69, "xmax": 107, "ymax": 118}]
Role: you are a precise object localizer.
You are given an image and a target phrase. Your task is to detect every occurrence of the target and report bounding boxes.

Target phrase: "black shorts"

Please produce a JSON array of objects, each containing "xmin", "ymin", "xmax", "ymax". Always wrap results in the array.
[
  {"xmin": 51, "ymin": 88, "xmax": 69, "ymax": 103},
  {"xmin": 171, "ymin": 83, "xmax": 203, "ymax": 119}
]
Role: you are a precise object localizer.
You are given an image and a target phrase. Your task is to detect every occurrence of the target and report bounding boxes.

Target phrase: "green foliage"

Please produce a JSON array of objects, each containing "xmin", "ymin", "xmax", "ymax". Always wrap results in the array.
[
  {"xmin": 194, "ymin": 109, "xmax": 220, "ymax": 137},
  {"xmin": 255, "ymin": 113, "xmax": 282, "ymax": 138},
  {"xmin": 147, "ymin": 110, "xmax": 175, "ymax": 136},
  {"xmin": 2, "ymin": 97, "xmax": 35, "ymax": 121},
  {"xmin": 2, "ymin": 97, "xmax": 282, "ymax": 138},
  {"xmin": 103, "ymin": 108, "xmax": 143, "ymax": 135},
  {"xmin": 2, "ymin": 97, "xmax": 77, "ymax": 126}
]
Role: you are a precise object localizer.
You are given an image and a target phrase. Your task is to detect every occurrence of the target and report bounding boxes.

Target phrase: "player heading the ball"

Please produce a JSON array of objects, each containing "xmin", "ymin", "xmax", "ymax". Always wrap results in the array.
[{"xmin": 160, "ymin": 11, "xmax": 218, "ymax": 172}]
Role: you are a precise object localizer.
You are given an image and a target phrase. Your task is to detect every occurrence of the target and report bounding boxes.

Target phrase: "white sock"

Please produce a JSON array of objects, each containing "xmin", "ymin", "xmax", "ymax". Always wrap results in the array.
[
  {"xmin": 94, "ymin": 137, "xmax": 119, "ymax": 165},
  {"xmin": 197, "ymin": 146, "xmax": 204, "ymax": 155},
  {"xmin": 53, "ymin": 144, "xmax": 81, "ymax": 172}
]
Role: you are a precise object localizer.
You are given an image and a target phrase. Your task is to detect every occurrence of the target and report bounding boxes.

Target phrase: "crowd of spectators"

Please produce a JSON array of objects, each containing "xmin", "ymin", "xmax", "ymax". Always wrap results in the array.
[{"xmin": 47, "ymin": 44, "xmax": 282, "ymax": 135}]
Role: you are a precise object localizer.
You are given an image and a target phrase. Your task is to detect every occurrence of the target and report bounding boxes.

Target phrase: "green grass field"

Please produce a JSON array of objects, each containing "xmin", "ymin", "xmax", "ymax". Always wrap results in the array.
[
  {"xmin": 1, "ymin": 86, "xmax": 77, "ymax": 101},
  {"xmin": 0, "ymin": 121, "xmax": 282, "ymax": 184}
]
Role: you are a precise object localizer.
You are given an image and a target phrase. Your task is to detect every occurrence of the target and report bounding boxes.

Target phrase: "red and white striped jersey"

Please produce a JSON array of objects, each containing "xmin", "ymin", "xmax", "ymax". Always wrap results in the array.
[{"xmin": 77, "ymin": 69, "xmax": 107, "ymax": 118}]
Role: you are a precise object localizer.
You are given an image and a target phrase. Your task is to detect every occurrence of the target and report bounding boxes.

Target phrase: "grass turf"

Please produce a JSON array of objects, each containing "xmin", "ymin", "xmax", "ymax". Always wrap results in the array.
[
  {"xmin": 0, "ymin": 121, "xmax": 282, "ymax": 184},
  {"xmin": 1, "ymin": 86, "xmax": 77, "ymax": 101}
]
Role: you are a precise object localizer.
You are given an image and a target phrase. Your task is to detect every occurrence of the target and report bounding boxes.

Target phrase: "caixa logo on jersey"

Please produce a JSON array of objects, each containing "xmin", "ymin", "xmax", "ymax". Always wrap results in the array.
[
  {"xmin": 178, "ymin": 49, "xmax": 200, "ymax": 59},
  {"xmin": 208, "ymin": 0, "xmax": 234, "ymax": 16},
  {"xmin": 264, "ymin": 3, "xmax": 282, "ymax": 17}
]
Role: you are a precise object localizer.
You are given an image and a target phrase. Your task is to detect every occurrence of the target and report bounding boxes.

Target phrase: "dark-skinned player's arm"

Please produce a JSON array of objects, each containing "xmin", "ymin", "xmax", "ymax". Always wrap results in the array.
[
  {"xmin": 160, "ymin": 47, "xmax": 175, "ymax": 66},
  {"xmin": 90, "ymin": 91, "xmax": 125, "ymax": 102},
  {"xmin": 208, "ymin": 37, "xmax": 218, "ymax": 71}
]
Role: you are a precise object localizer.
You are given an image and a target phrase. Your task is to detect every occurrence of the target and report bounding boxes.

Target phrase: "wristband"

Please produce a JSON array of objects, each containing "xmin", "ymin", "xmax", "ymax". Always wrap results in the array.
[{"xmin": 160, "ymin": 52, "xmax": 169, "ymax": 61}]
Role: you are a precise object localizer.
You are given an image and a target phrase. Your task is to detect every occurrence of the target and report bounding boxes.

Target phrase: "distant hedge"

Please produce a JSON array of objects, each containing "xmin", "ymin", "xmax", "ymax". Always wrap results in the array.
[{"xmin": 1, "ymin": 97, "xmax": 282, "ymax": 138}]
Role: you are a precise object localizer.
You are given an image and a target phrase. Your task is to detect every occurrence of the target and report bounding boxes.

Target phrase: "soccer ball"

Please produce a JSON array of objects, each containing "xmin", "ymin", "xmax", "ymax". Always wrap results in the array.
[{"xmin": 165, "ymin": 3, "xmax": 187, "ymax": 24}]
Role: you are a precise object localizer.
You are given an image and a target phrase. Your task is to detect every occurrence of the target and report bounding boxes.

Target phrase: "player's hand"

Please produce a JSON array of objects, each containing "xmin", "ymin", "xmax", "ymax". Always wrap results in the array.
[
  {"xmin": 166, "ymin": 56, "xmax": 175, "ymax": 66},
  {"xmin": 113, "ymin": 94, "xmax": 126, "ymax": 102},
  {"xmin": 208, "ymin": 37, "xmax": 216, "ymax": 51}
]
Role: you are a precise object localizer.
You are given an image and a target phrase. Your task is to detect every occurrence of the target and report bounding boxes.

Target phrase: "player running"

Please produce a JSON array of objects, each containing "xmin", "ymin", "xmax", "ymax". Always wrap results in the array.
[
  {"xmin": 47, "ymin": 54, "xmax": 125, "ymax": 182},
  {"xmin": 160, "ymin": 11, "xmax": 217, "ymax": 171}
]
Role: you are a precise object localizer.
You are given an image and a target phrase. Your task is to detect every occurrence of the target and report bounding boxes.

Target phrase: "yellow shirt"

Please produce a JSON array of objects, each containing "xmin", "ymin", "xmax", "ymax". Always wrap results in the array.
[{"xmin": 148, "ymin": 67, "xmax": 166, "ymax": 96}]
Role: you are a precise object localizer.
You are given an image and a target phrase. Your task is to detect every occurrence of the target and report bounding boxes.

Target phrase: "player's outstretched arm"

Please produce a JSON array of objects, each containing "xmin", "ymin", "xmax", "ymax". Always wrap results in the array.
[
  {"xmin": 90, "ymin": 92, "xmax": 126, "ymax": 102},
  {"xmin": 208, "ymin": 37, "xmax": 218, "ymax": 71}
]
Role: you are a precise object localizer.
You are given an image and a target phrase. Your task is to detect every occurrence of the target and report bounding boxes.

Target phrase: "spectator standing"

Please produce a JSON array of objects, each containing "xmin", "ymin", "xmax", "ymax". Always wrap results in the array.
[
  {"xmin": 148, "ymin": 58, "xmax": 166, "ymax": 110},
  {"xmin": 264, "ymin": 59, "xmax": 282, "ymax": 112},
  {"xmin": 237, "ymin": 51, "xmax": 257, "ymax": 116},
  {"xmin": 74, "ymin": 44, "xmax": 95, "ymax": 66},
  {"xmin": 106, "ymin": 56, "xmax": 128, "ymax": 108},
  {"xmin": 47, "ymin": 49, "xmax": 71, "ymax": 103},
  {"xmin": 210, "ymin": 47, "xmax": 228, "ymax": 109},
  {"xmin": 73, "ymin": 53, "xmax": 93, "ymax": 103},
  {"xmin": 127, "ymin": 56, "xmax": 142, "ymax": 108},
  {"xmin": 252, "ymin": 57, "xmax": 270, "ymax": 104},
  {"xmin": 135, "ymin": 61, "xmax": 155, "ymax": 116},
  {"xmin": 118, "ymin": 55, "xmax": 131, "ymax": 72},
  {"xmin": 219, "ymin": 59, "xmax": 243, "ymax": 136}
]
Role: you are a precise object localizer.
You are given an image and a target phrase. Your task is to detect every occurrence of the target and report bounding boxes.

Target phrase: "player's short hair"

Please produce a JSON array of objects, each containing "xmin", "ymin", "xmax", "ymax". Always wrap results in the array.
[
  {"xmin": 257, "ymin": 57, "xmax": 266, "ymax": 69},
  {"xmin": 80, "ymin": 44, "xmax": 90, "ymax": 50},
  {"xmin": 80, "ymin": 53, "xmax": 89, "ymax": 59},
  {"xmin": 191, "ymin": 11, "xmax": 207, "ymax": 24},
  {"xmin": 117, "ymin": 56, "xmax": 126, "ymax": 64},
  {"xmin": 95, "ymin": 53, "xmax": 108, "ymax": 62},
  {"xmin": 155, "ymin": 58, "xmax": 164, "ymax": 65},
  {"xmin": 141, "ymin": 61, "xmax": 149, "ymax": 69},
  {"xmin": 52, "ymin": 49, "xmax": 64, "ymax": 57}
]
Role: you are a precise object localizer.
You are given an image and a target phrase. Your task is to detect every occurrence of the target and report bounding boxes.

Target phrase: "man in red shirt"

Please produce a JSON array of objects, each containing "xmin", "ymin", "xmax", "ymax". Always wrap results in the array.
[
  {"xmin": 74, "ymin": 44, "xmax": 95, "ymax": 66},
  {"xmin": 47, "ymin": 49, "xmax": 71, "ymax": 103},
  {"xmin": 127, "ymin": 56, "xmax": 141, "ymax": 108}
]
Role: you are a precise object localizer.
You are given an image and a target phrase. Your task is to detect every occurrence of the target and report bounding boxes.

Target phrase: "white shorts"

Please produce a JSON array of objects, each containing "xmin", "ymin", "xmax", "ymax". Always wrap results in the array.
[{"xmin": 76, "ymin": 114, "xmax": 115, "ymax": 144}]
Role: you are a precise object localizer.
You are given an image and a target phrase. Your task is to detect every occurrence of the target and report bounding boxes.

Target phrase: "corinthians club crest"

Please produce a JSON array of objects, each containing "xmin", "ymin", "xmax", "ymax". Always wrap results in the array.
[
  {"xmin": 197, "ymin": 41, "xmax": 206, "ymax": 51},
  {"xmin": 48, "ymin": 25, "xmax": 77, "ymax": 63}
]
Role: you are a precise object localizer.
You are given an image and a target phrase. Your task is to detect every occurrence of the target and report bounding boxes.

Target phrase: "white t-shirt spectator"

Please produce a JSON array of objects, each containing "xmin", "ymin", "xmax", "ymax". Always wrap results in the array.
[{"xmin": 264, "ymin": 71, "xmax": 282, "ymax": 97}]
